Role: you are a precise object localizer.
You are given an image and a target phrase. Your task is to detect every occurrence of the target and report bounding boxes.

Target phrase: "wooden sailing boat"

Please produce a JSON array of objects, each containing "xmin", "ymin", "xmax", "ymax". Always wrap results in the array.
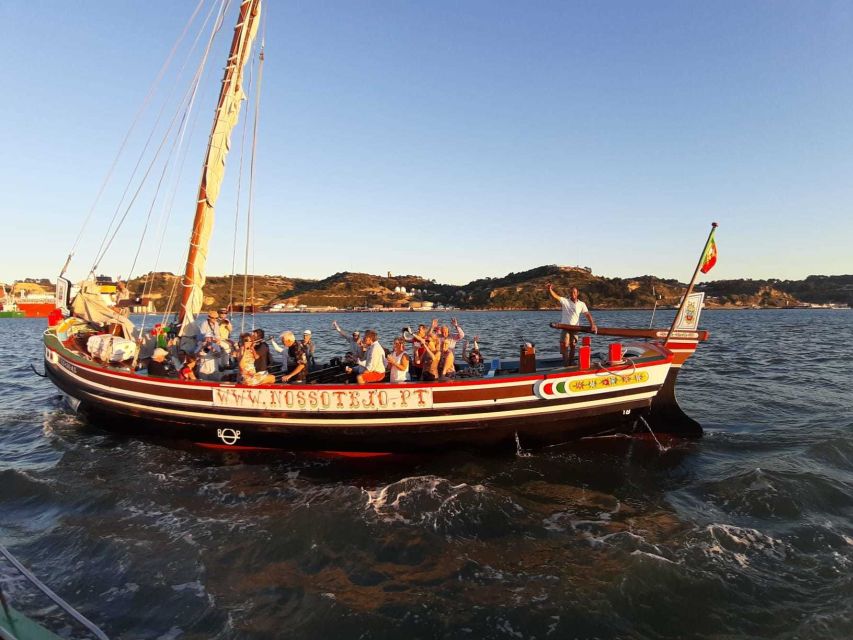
[{"xmin": 43, "ymin": 0, "xmax": 711, "ymax": 453}]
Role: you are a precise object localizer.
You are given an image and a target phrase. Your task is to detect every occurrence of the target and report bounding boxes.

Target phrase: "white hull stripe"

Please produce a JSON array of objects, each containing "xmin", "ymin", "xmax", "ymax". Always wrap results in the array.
[
  {"xmin": 81, "ymin": 388, "xmax": 659, "ymax": 427},
  {"xmin": 51, "ymin": 354, "xmax": 671, "ymax": 412}
]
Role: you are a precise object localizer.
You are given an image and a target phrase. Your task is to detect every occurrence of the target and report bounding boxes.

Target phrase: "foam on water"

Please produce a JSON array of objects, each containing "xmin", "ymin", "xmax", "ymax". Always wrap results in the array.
[{"xmin": 363, "ymin": 475, "xmax": 490, "ymax": 531}]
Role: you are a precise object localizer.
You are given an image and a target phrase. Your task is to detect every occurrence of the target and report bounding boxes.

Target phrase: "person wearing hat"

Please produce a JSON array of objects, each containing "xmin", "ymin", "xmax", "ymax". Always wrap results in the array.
[
  {"xmin": 217, "ymin": 309, "xmax": 232, "ymax": 341},
  {"xmin": 301, "ymin": 329, "xmax": 316, "ymax": 368},
  {"xmin": 194, "ymin": 309, "xmax": 221, "ymax": 342},
  {"xmin": 332, "ymin": 320, "xmax": 364, "ymax": 361},
  {"xmin": 148, "ymin": 347, "xmax": 177, "ymax": 379}
]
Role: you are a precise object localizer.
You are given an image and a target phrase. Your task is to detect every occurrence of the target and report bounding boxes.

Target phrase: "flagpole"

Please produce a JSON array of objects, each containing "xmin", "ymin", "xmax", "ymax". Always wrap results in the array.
[{"xmin": 665, "ymin": 222, "xmax": 718, "ymax": 343}]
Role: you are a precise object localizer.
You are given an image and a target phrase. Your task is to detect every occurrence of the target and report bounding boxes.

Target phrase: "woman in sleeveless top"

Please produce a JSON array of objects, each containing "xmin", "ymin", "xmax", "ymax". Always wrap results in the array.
[
  {"xmin": 386, "ymin": 337, "xmax": 411, "ymax": 383},
  {"xmin": 238, "ymin": 333, "xmax": 275, "ymax": 386}
]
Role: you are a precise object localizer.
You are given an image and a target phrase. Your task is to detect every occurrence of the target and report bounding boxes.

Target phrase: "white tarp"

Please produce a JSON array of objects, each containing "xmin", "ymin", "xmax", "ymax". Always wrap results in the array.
[{"xmin": 86, "ymin": 334, "xmax": 138, "ymax": 363}]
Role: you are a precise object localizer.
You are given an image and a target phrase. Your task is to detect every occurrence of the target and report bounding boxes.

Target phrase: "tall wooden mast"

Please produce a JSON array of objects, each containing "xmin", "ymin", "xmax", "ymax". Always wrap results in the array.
[{"xmin": 178, "ymin": 0, "xmax": 262, "ymax": 331}]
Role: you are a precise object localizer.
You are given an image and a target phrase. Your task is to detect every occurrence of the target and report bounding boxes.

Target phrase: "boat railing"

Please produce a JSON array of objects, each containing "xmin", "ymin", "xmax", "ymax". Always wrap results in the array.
[
  {"xmin": 548, "ymin": 322, "xmax": 709, "ymax": 342},
  {"xmin": 0, "ymin": 544, "xmax": 110, "ymax": 640}
]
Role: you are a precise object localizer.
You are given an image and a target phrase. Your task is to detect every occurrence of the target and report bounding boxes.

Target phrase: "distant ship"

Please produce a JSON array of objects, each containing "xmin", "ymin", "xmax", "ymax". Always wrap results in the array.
[
  {"xmin": 0, "ymin": 284, "xmax": 56, "ymax": 318},
  {"xmin": 0, "ymin": 284, "xmax": 27, "ymax": 318}
]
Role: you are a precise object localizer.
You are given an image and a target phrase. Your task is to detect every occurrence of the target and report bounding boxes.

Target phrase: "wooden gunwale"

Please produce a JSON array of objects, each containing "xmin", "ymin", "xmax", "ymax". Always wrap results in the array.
[{"xmin": 46, "ymin": 330, "xmax": 671, "ymax": 394}]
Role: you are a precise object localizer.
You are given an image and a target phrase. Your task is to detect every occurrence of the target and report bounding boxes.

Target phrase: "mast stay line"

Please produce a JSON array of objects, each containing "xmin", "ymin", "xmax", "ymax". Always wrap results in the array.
[{"xmin": 178, "ymin": 0, "xmax": 262, "ymax": 333}]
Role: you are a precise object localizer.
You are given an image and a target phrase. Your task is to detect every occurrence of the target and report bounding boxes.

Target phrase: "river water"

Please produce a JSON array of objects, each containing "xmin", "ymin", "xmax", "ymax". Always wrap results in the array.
[{"xmin": 1, "ymin": 310, "xmax": 851, "ymax": 639}]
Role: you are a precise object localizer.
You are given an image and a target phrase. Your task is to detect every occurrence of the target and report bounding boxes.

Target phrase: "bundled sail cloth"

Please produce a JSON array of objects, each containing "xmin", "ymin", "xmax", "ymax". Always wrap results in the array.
[
  {"xmin": 179, "ymin": 0, "xmax": 261, "ymax": 336},
  {"xmin": 71, "ymin": 281, "xmax": 136, "ymax": 339}
]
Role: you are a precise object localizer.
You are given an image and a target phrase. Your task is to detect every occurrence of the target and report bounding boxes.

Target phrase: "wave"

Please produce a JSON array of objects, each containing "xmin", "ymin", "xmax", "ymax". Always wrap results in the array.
[{"xmin": 363, "ymin": 475, "xmax": 519, "ymax": 539}]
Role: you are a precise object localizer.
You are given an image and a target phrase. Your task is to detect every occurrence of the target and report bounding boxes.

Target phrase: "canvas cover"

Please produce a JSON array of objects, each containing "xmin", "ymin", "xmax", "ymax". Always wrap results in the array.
[
  {"xmin": 70, "ymin": 281, "xmax": 136, "ymax": 339},
  {"xmin": 86, "ymin": 334, "xmax": 138, "ymax": 363}
]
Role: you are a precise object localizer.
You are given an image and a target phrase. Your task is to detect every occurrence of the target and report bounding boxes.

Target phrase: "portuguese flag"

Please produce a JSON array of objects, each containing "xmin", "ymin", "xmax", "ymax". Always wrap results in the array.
[{"xmin": 700, "ymin": 228, "xmax": 718, "ymax": 274}]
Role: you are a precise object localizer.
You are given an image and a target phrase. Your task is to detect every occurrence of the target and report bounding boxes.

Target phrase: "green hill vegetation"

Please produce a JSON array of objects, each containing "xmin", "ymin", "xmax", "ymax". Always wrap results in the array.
[{"xmin": 107, "ymin": 267, "xmax": 853, "ymax": 312}]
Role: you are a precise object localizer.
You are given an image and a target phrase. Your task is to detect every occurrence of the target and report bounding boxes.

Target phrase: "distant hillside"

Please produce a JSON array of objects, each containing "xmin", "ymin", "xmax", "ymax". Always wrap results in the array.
[
  {"xmin": 462, "ymin": 266, "xmax": 687, "ymax": 309},
  {"xmin": 13, "ymin": 268, "xmax": 852, "ymax": 311},
  {"xmin": 699, "ymin": 276, "xmax": 853, "ymax": 307},
  {"xmin": 277, "ymin": 272, "xmax": 439, "ymax": 308}
]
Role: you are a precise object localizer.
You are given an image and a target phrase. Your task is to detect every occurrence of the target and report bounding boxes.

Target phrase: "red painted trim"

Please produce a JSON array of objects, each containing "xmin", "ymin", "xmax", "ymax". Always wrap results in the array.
[
  {"xmin": 47, "ymin": 335, "xmax": 674, "ymax": 392},
  {"xmin": 193, "ymin": 442, "xmax": 279, "ymax": 451}
]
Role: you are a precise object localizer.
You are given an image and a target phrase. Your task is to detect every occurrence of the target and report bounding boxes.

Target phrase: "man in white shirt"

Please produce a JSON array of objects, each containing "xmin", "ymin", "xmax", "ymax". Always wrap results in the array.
[
  {"xmin": 548, "ymin": 284, "xmax": 597, "ymax": 366},
  {"xmin": 347, "ymin": 329, "xmax": 386, "ymax": 384},
  {"xmin": 195, "ymin": 310, "xmax": 221, "ymax": 341},
  {"xmin": 195, "ymin": 336, "xmax": 222, "ymax": 381}
]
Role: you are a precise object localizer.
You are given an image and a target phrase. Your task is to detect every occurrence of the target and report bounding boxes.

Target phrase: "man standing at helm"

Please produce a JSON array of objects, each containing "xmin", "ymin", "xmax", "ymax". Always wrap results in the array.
[{"xmin": 547, "ymin": 283, "xmax": 597, "ymax": 366}]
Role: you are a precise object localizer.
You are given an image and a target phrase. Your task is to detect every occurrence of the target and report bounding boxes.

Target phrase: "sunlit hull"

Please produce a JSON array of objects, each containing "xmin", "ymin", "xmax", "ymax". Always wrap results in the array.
[{"xmin": 44, "ymin": 328, "xmax": 699, "ymax": 453}]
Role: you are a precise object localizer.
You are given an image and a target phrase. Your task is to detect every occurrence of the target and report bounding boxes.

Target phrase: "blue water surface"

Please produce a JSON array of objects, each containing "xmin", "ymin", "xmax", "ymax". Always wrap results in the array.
[{"xmin": 1, "ymin": 309, "xmax": 851, "ymax": 639}]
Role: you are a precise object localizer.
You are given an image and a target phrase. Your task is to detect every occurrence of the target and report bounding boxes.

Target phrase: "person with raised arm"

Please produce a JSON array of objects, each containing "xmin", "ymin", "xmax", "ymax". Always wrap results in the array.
[
  {"xmin": 461, "ymin": 336, "xmax": 485, "ymax": 377},
  {"xmin": 404, "ymin": 324, "xmax": 428, "ymax": 380},
  {"xmin": 413, "ymin": 333, "xmax": 441, "ymax": 382},
  {"xmin": 332, "ymin": 320, "xmax": 364, "ymax": 361},
  {"xmin": 547, "ymin": 283, "xmax": 597, "ymax": 366},
  {"xmin": 431, "ymin": 317, "xmax": 464, "ymax": 353}
]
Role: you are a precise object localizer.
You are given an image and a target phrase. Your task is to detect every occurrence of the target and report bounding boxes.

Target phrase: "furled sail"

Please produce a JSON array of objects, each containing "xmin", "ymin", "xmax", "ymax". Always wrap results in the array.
[{"xmin": 178, "ymin": 0, "xmax": 261, "ymax": 335}]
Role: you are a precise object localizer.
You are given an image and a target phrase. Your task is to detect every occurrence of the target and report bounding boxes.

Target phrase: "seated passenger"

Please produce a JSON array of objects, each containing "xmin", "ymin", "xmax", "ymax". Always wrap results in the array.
[
  {"xmin": 405, "ymin": 324, "xmax": 428, "ymax": 380},
  {"xmin": 439, "ymin": 338, "xmax": 456, "ymax": 379},
  {"xmin": 413, "ymin": 334, "xmax": 440, "ymax": 382},
  {"xmin": 386, "ymin": 337, "xmax": 410, "ymax": 383},
  {"xmin": 279, "ymin": 331, "xmax": 308, "ymax": 384},
  {"xmin": 195, "ymin": 337, "xmax": 222, "ymax": 381},
  {"xmin": 217, "ymin": 309, "xmax": 232, "ymax": 341},
  {"xmin": 461, "ymin": 336, "xmax": 484, "ymax": 376},
  {"xmin": 437, "ymin": 317, "xmax": 464, "ymax": 353},
  {"xmin": 148, "ymin": 348, "xmax": 178, "ymax": 379},
  {"xmin": 179, "ymin": 354, "xmax": 198, "ymax": 381},
  {"xmin": 252, "ymin": 329, "xmax": 271, "ymax": 374},
  {"xmin": 346, "ymin": 329, "xmax": 385, "ymax": 384},
  {"xmin": 332, "ymin": 320, "xmax": 364, "ymax": 360},
  {"xmin": 218, "ymin": 338, "xmax": 235, "ymax": 371},
  {"xmin": 301, "ymin": 329, "xmax": 316, "ymax": 367},
  {"xmin": 237, "ymin": 333, "xmax": 275, "ymax": 386}
]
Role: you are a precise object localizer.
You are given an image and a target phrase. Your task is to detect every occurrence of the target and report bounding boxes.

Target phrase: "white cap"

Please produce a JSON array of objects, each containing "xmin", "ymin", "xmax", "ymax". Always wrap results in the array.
[
  {"xmin": 303, "ymin": 329, "xmax": 312, "ymax": 335},
  {"xmin": 152, "ymin": 348, "xmax": 169, "ymax": 358}
]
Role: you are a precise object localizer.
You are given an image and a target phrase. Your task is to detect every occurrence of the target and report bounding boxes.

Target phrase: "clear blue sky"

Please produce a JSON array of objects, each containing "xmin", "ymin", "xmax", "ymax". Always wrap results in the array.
[{"xmin": 2, "ymin": 0, "xmax": 852, "ymax": 286}]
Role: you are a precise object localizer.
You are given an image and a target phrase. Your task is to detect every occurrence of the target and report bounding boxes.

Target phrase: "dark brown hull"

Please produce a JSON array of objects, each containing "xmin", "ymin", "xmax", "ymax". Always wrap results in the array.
[{"xmin": 44, "ymin": 329, "xmax": 700, "ymax": 453}]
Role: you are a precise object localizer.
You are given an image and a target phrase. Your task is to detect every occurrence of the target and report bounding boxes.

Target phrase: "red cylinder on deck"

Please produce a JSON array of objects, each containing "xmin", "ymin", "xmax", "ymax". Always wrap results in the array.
[
  {"xmin": 581, "ymin": 336, "xmax": 591, "ymax": 347},
  {"xmin": 579, "ymin": 345, "xmax": 591, "ymax": 369},
  {"xmin": 609, "ymin": 342, "xmax": 623, "ymax": 363},
  {"xmin": 48, "ymin": 308, "xmax": 63, "ymax": 327}
]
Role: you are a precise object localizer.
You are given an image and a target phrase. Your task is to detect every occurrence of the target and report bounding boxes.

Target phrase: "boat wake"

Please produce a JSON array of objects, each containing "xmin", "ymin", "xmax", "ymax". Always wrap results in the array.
[{"xmin": 363, "ymin": 475, "xmax": 495, "ymax": 533}]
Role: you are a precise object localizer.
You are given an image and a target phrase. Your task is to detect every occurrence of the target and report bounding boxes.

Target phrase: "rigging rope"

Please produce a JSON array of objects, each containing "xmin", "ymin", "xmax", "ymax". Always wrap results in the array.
[
  {"xmin": 229, "ymin": 40, "xmax": 256, "ymax": 314},
  {"xmin": 89, "ymin": 0, "xmax": 231, "ymax": 278},
  {"xmin": 62, "ymin": 0, "xmax": 206, "ymax": 279},
  {"xmin": 136, "ymin": 67, "xmax": 211, "ymax": 334},
  {"xmin": 240, "ymin": 37, "xmax": 265, "ymax": 335}
]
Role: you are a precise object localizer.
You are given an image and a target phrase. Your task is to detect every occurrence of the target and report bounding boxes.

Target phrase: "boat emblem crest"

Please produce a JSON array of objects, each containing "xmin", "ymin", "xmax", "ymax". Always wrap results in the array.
[{"xmin": 217, "ymin": 428, "xmax": 241, "ymax": 445}]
